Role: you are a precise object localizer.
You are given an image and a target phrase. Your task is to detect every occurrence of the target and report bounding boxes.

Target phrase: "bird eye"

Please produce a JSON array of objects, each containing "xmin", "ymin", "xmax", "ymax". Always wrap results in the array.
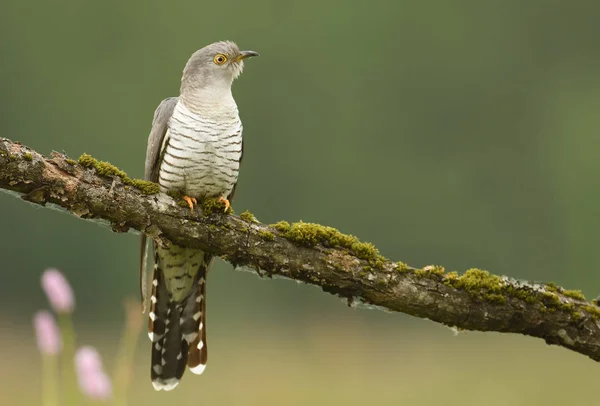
[{"xmin": 213, "ymin": 54, "xmax": 227, "ymax": 65}]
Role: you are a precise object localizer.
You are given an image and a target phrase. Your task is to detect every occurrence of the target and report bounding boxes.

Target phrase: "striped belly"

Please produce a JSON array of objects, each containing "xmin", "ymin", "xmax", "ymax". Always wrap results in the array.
[{"xmin": 158, "ymin": 125, "xmax": 242, "ymax": 199}]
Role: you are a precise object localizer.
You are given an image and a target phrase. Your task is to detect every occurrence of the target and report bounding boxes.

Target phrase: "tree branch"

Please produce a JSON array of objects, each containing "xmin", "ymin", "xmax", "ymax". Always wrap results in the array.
[{"xmin": 2, "ymin": 137, "xmax": 600, "ymax": 363}]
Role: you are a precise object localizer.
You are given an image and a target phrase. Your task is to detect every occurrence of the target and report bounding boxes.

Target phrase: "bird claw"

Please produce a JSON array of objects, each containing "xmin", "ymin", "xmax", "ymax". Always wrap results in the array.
[
  {"xmin": 218, "ymin": 196, "xmax": 231, "ymax": 213},
  {"xmin": 183, "ymin": 196, "xmax": 198, "ymax": 213}
]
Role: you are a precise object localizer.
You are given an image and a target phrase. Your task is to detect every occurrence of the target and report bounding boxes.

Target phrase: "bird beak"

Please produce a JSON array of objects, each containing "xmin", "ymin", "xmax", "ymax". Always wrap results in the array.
[{"xmin": 233, "ymin": 50, "xmax": 260, "ymax": 62}]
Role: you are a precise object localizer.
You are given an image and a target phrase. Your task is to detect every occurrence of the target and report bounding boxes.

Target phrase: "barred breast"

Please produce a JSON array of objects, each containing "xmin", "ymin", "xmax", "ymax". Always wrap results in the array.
[{"xmin": 158, "ymin": 100, "xmax": 243, "ymax": 199}]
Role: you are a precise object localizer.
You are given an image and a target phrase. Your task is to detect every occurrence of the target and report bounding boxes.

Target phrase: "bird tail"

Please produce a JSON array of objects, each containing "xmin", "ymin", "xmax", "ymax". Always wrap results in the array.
[{"xmin": 148, "ymin": 248, "xmax": 211, "ymax": 391}]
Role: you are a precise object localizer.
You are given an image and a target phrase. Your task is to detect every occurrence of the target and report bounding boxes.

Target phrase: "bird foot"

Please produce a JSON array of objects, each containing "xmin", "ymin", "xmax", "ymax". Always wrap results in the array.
[
  {"xmin": 183, "ymin": 196, "xmax": 198, "ymax": 213},
  {"xmin": 218, "ymin": 196, "xmax": 231, "ymax": 213}
]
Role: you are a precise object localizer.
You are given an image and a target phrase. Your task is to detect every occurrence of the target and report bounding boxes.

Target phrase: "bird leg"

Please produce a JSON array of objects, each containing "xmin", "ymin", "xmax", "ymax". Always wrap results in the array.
[
  {"xmin": 218, "ymin": 196, "xmax": 231, "ymax": 213},
  {"xmin": 182, "ymin": 196, "xmax": 198, "ymax": 213}
]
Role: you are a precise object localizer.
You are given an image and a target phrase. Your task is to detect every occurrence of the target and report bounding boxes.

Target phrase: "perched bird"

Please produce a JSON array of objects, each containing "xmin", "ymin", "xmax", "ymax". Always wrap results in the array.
[{"xmin": 139, "ymin": 41, "xmax": 258, "ymax": 391}]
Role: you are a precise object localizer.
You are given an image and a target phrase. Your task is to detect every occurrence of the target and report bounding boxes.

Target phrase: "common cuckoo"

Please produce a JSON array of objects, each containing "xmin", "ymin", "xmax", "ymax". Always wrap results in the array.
[{"xmin": 139, "ymin": 41, "xmax": 258, "ymax": 391}]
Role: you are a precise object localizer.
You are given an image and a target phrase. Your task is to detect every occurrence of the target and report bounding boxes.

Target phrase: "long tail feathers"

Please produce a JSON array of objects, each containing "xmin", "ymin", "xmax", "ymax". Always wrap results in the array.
[
  {"xmin": 148, "ymin": 250, "xmax": 210, "ymax": 391},
  {"xmin": 183, "ymin": 275, "xmax": 208, "ymax": 374}
]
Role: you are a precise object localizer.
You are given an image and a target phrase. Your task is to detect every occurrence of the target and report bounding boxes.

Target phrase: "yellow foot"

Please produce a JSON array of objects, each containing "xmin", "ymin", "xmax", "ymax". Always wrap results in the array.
[
  {"xmin": 183, "ymin": 196, "xmax": 198, "ymax": 213},
  {"xmin": 218, "ymin": 196, "xmax": 231, "ymax": 213}
]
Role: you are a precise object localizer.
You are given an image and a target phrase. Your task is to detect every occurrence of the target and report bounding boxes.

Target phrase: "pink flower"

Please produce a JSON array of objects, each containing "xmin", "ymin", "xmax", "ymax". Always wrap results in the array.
[
  {"xmin": 41, "ymin": 268, "xmax": 75, "ymax": 313},
  {"xmin": 75, "ymin": 346, "xmax": 112, "ymax": 401},
  {"xmin": 33, "ymin": 311, "xmax": 62, "ymax": 355}
]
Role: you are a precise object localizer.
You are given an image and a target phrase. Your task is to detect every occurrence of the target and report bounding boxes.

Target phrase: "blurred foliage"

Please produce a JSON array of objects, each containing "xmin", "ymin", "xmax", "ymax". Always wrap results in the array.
[{"xmin": 2, "ymin": 0, "xmax": 600, "ymax": 404}]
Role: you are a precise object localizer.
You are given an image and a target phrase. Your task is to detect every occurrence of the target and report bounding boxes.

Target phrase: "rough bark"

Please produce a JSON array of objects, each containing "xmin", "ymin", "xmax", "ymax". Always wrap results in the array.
[{"xmin": 2, "ymin": 137, "xmax": 600, "ymax": 363}]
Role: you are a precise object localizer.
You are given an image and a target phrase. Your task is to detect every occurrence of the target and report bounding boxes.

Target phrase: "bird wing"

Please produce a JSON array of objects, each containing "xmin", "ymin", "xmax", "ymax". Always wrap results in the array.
[{"xmin": 140, "ymin": 97, "xmax": 178, "ymax": 310}]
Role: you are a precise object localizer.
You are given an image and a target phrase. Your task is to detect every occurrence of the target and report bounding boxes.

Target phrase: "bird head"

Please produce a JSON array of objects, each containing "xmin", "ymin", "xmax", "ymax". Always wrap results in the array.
[{"xmin": 181, "ymin": 41, "xmax": 259, "ymax": 94}]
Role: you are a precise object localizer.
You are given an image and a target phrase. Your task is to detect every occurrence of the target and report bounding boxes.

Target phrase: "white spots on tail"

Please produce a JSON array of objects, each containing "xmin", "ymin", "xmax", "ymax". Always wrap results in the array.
[
  {"xmin": 192, "ymin": 311, "xmax": 202, "ymax": 321},
  {"xmin": 151, "ymin": 295, "xmax": 157, "ymax": 304},
  {"xmin": 148, "ymin": 332, "xmax": 163, "ymax": 342},
  {"xmin": 152, "ymin": 279, "xmax": 158, "ymax": 287},
  {"xmin": 152, "ymin": 378, "xmax": 179, "ymax": 391},
  {"xmin": 196, "ymin": 295, "xmax": 203, "ymax": 303},
  {"xmin": 153, "ymin": 365, "xmax": 163, "ymax": 375},
  {"xmin": 198, "ymin": 322, "xmax": 203, "ymax": 330},
  {"xmin": 149, "ymin": 312, "xmax": 156, "ymax": 321},
  {"xmin": 197, "ymin": 340, "xmax": 204, "ymax": 350},
  {"xmin": 189, "ymin": 363, "xmax": 206, "ymax": 375},
  {"xmin": 184, "ymin": 332, "xmax": 198, "ymax": 343}
]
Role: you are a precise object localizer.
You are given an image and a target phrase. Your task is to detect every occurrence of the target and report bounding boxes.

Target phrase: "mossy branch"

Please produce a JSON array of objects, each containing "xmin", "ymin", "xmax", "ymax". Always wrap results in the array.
[{"xmin": 2, "ymin": 137, "xmax": 600, "ymax": 363}]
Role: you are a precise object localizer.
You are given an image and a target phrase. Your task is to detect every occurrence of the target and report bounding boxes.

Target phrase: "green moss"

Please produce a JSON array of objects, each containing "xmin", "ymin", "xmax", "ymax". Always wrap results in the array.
[
  {"xmin": 273, "ymin": 221, "xmax": 291, "ymax": 233},
  {"xmin": 415, "ymin": 265, "xmax": 445, "ymax": 278},
  {"xmin": 442, "ymin": 268, "xmax": 545, "ymax": 306},
  {"xmin": 65, "ymin": 158, "xmax": 77, "ymax": 165},
  {"xmin": 128, "ymin": 179, "xmax": 160, "ymax": 194},
  {"xmin": 78, "ymin": 153, "xmax": 159, "ymax": 195},
  {"xmin": 201, "ymin": 197, "xmax": 232, "ymax": 215},
  {"xmin": 284, "ymin": 221, "xmax": 337, "ymax": 246},
  {"xmin": 541, "ymin": 291, "xmax": 561, "ymax": 306},
  {"xmin": 563, "ymin": 289, "xmax": 586, "ymax": 301},
  {"xmin": 545, "ymin": 282, "xmax": 559, "ymax": 293},
  {"xmin": 450, "ymin": 268, "xmax": 504, "ymax": 296},
  {"xmin": 166, "ymin": 190, "xmax": 182, "ymax": 200},
  {"xmin": 485, "ymin": 294, "xmax": 507, "ymax": 304},
  {"xmin": 259, "ymin": 230, "xmax": 275, "ymax": 241},
  {"xmin": 279, "ymin": 221, "xmax": 386, "ymax": 266},
  {"xmin": 350, "ymin": 241, "xmax": 380, "ymax": 261},
  {"xmin": 582, "ymin": 305, "xmax": 600, "ymax": 319},
  {"xmin": 240, "ymin": 210, "xmax": 258, "ymax": 223},
  {"xmin": 23, "ymin": 153, "xmax": 32, "ymax": 161},
  {"xmin": 79, "ymin": 153, "xmax": 126, "ymax": 177},
  {"xmin": 396, "ymin": 261, "xmax": 410, "ymax": 273}
]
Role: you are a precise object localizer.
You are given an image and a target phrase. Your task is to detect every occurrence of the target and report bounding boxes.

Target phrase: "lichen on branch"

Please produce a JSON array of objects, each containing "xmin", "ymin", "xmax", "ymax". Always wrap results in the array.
[{"xmin": 2, "ymin": 136, "xmax": 600, "ymax": 364}]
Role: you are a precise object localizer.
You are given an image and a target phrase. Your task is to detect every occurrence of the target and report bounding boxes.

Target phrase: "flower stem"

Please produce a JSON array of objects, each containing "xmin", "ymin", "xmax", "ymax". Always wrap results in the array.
[
  {"xmin": 41, "ymin": 354, "xmax": 59, "ymax": 406},
  {"xmin": 113, "ymin": 298, "xmax": 143, "ymax": 406},
  {"xmin": 58, "ymin": 313, "xmax": 79, "ymax": 405}
]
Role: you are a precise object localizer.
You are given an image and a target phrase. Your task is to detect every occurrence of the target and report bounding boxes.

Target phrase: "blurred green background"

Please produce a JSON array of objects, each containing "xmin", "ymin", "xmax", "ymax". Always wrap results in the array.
[{"xmin": 2, "ymin": 0, "xmax": 600, "ymax": 404}]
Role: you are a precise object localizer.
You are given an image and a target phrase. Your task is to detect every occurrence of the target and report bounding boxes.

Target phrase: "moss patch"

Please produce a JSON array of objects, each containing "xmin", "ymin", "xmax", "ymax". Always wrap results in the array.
[
  {"xmin": 200, "ymin": 197, "xmax": 232, "ymax": 215},
  {"xmin": 438, "ymin": 268, "xmax": 600, "ymax": 321},
  {"xmin": 445, "ymin": 268, "xmax": 506, "ymax": 303},
  {"xmin": 240, "ymin": 210, "xmax": 258, "ymax": 223},
  {"xmin": 275, "ymin": 221, "xmax": 386, "ymax": 267},
  {"xmin": 166, "ymin": 190, "xmax": 182, "ymax": 200},
  {"xmin": 65, "ymin": 158, "xmax": 78, "ymax": 166},
  {"xmin": 258, "ymin": 230, "xmax": 275, "ymax": 241},
  {"xmin": 23, "ymin": 153, "xmax": 33, "ymax": 161},
  {"xmin": 581, "ymin": 305, "xmax": 600, "ymax": 319},
  {"xmin": 415, "ymin": 265, "xmax": 445, "ymax": 278},
  {"xmin": 273, "ymin": 221, "xmax": 291, "ymax": 233},
  {"xmin": 78, "ymin": 153, "xmax": 159, "ymax": 194},
  {"xmin": 563, "ymin": 289, "xmax": 586, "ymax": 301}
]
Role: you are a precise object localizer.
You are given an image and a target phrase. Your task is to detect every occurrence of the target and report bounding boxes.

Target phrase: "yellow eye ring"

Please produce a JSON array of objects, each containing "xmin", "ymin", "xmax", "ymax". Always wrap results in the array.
[{"xmin": 213, "ymin": 54, "xmax": 227, "ymax": 65}]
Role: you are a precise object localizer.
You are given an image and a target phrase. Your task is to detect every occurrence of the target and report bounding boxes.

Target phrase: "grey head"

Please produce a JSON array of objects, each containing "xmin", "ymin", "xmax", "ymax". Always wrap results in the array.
[{"xmin": 180, "ymin": 41, "xmax": 259, "ymax": 95}]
